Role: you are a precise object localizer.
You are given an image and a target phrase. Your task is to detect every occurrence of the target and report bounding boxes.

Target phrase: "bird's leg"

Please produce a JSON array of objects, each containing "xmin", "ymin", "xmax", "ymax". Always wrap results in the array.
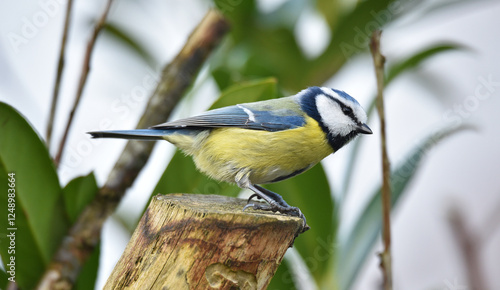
[
  {"xmin": 236, "ymin": 170, "xmax": 283, "ymax": 209},
  {"xmin": 246, "ymin": 186, "xmax": 289, "ymax": 207},
  {"xmin": 253, "ymin": 185, "xmax": 290, "ymax": 207},
  {"xmin": 235, "ymin": 170, "xmax": 307, "ymax": 227}
]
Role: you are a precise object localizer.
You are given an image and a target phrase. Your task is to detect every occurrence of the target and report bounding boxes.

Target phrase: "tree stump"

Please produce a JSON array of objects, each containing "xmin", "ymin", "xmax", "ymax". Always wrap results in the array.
[{"xmin": 104, "ymin": 194, "xmax": 306, "ymax": 289}]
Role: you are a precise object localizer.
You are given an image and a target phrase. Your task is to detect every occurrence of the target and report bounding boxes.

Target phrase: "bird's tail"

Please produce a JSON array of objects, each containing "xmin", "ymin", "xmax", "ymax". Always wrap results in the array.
[{"xmin": 88, "ymin": 129, "xmax": 172, "ymax": 141}]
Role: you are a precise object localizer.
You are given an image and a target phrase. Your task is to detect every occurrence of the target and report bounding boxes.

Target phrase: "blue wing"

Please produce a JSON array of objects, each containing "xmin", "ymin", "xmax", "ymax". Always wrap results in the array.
[{"xmin": 151, "ymin": 99, "xmax": 306, "ymax": 132}]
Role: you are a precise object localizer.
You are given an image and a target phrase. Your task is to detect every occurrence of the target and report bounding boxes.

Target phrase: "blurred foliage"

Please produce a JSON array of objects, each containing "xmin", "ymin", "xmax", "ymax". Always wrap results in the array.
[
  {"xmin": 268, "ymin": 259, "xmax": 297, "ymax": 290},
  {"xmin": 75, "ymin": 244, "xmax": 101, "ymax": 290},
  {"xmin": 337, "ymin": 125, "xmax": 468, "ymax": 290},
  {"xmin": 0, "ymin": 103, "xmax": 68, "ymax": 289},
  {"xmin": 63, "ymin": 172, "xmax": 98, "ymax": 223},
  {"xmin": 266, "ymin": 163, "xmax": 334, "ymax": 283},
  {"xmin": 0, "ymin": 103, "xmax": 100, "ymax": 288},
  {"xmin": 0, "ymin": 0, "xmax": 470, "ymax": 289},
  {"xmin": 342, "ymin": 43, "xmax": 463, "ymax": 197},
  {"xmin": 212, "ymin": 0, "xmax": 403, "ymax": 92},
  {"xmin": 102, "ymin": 23, "xmax": 157, "ymax": 68}
]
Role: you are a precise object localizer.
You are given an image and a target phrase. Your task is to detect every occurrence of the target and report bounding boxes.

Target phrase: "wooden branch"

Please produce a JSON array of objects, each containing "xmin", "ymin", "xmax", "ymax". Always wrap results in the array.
[
  {"xmin": 37, "ymin": 10, "xmax": 230, "ymax": 289},
  {"xmin": 105, "ymin": 194, "xmax": 304, "ymax": 289},
  {"xmin": 46, "ymin": 0, "xmax": 73, "ymax": 148},
  {"xmin": 370, "ymin": 30, "xmax": 392, "ymax": 290},
  {"xmin": 54, "ymin": 0, "xmax": 114, "ymax": 166}
]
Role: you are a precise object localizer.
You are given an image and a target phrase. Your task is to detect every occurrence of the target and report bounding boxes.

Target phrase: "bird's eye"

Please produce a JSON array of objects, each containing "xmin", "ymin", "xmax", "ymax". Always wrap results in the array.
[{"xmin": 342, "ymin": 106, "xmax": 353, "ymax": 115}]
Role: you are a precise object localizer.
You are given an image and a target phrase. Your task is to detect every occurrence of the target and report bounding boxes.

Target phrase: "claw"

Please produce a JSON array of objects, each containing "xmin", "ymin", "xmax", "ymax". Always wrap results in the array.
[
  {"xmin": 246, "ymin": 194, "xmax": 260, "ymax": 204},
  {"xmin": 243, "ymin": 203, "xmax": 271, "ymax": 212},
  {"xmin": 242, "ymin": 203, "xmax": 255, "ymax": 211}
]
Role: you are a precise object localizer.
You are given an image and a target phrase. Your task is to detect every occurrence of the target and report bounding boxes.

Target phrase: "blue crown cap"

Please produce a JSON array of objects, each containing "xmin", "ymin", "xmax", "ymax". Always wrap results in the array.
[{"xmin": 330, "ymin": 88, "xmax": 360, "ymax": 106}]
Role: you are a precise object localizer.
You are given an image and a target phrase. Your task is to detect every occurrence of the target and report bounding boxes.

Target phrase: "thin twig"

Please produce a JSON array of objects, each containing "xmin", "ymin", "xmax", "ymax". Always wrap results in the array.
[
  {"xmin": 46, "ymin": 0, "xmax": 73, "ymax": 149},
  {"xmin": 448, "ymin": 205, "xmax": 487, "ymax": 290},
  {"xmin": 37, "ymin": 10, "xmax": 230, "ymax": 289},
  {"xmin": 370, "ymin": 30, "xmax": 392, "ymax": 290},
  {"xmin": 54, "ymin": 0, "xmax": 114, "ymax": 166}
]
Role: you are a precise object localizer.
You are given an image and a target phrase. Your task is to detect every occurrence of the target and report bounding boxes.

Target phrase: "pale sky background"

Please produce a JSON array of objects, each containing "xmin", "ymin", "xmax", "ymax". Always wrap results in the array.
[{"xmin": 1, "ymin": 0, "xmax": 499, "ymax": 289}]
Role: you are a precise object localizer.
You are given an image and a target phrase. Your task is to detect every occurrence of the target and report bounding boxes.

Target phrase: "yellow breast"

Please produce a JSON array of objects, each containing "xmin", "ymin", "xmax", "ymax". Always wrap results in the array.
[{"xmin": 191, "ymin": 116, "xmax": 333, "ymax": 184}]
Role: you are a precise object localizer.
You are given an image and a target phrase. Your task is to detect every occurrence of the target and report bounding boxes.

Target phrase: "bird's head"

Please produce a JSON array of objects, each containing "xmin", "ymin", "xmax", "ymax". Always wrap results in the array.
[{"xmin": 298, "ymin": 86, "xmax": 372, "ymax": 151}]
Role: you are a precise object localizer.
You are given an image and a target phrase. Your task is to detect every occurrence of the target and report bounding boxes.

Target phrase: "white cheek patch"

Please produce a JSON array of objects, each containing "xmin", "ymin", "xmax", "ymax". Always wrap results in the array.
[{"xmin": 316, "ymin": 94, "xmax": 353, "ymax": 136}]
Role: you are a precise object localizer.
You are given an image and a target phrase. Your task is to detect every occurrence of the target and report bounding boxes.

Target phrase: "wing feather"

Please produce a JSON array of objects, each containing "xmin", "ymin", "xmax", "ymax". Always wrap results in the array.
[{"xmin": 151, "ymin": 98, "xmax": 305, "ymax": 132}]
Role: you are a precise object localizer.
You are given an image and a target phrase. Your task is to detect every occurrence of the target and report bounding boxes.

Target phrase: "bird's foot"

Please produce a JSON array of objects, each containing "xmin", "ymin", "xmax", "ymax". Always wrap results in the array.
[{"xmin": 243, "ymin": 203, "xmax": 309, "ymax": 232}]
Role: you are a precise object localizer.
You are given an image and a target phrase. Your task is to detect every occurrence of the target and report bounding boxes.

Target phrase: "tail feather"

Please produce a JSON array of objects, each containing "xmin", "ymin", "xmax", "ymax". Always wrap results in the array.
[{"xmin": 88, "ymin": 129, "xmax": 171, "ymax": 140}]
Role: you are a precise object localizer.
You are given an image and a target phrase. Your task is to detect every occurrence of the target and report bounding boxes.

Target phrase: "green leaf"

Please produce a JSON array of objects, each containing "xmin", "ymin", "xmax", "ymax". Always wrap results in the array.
[
  {"xmin": 306, "ymin": 0, "xmax": 402, "ymax": 88},
  {"xmin": 417, "ymin": 0, "xmax": 486, "ymax": 20},
  {"xmin": 63, "ymin": 172, "xmax": 99, "ymax": 223},
  {"xmin": 213, "ymin": 0, "xmax": 311, "ymax": 91},
  {"xmin": 265, "ymin": 164, "xmax": 335, "ymax": 283},
  {"xmin": 259, "ymin": 0, "xmax": 308, "ymax": 29},
  {"xmin": 211, "ymin": 67, "xmax": 233, "ymax": 91},
  {"xmin": 102, "ymin": 23, "xmax": 157, "ymax": 67},
  {"xmin": 210, "ymin": 77, "xmax": 279, "ymax": 109},
  {"xmin": 315, "ymin": 0, "xmax": 341, "ymax": 29},
  {"xmin": 386, "ymin": 43, "xmax": 464, "ymax": 84},
  {"xmin": 370, "ymin": 43, "xmax": 463, "ymax": 116},
  {"xmin": 342, "ymin": 43, "xmax": 463, "ymax": 197},
  {"xmin": 267, "ymin": 259, "xmax": 297, "ymax": 290},
  {"xmin": 242, "ymin": 28, "xmax": 308, "ymax": 91},
  {"xmin": 151, "ymin": 78, "xmax": 279, "ymax": 199},
  {"xmin": 1, "ymin": 161, "xmax": 46, "ymax": 288},
  {"xmin": 75, "ymin": 243, "xmax": 101, "ymax": 290},
  {"xmin": 325, "ymin": 0, "xmax": 400, "ymax": 58},
  {"xmin": 0, "ymin": 102, "xmax": 69, "ymax": 289},
  {"xmin": 214, "ymin": 0, "xmax": 257, "ymax": 42},
  {"xmin": 0, "ymin": 268, "xmax": 7, "ymax": 289},
  {"xmin": 337, "ymin": 126, "xmax": 467, "ymax": 290}
]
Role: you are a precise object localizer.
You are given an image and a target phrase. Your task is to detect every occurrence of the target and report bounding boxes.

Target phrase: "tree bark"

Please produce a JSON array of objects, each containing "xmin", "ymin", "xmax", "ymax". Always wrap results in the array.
[{"xmin": 105, "ymin": 194, "xmax": 305, "ymax": 289}]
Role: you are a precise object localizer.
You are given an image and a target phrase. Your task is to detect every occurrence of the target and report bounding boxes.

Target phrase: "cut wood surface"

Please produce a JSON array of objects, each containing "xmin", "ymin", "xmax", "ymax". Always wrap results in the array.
[{"xmin": 105, "ymin": 194, "xmax": 306, "ymax": 289}]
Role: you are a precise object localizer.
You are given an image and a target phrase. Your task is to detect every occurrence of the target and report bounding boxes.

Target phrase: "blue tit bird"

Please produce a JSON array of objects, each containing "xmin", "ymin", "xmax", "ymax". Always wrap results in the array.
[{"xmin": 89, "ymin": 86, "xmax": 372, "ymax": 225}]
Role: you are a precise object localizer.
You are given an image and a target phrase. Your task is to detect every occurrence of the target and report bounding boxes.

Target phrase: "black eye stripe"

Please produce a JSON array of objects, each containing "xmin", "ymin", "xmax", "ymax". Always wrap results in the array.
[
  {"xmin": 342, "ymin": 106, "xmax": 352, "ymax": 114},
  {"xmin": 342, "ymin": 106, "xmax": 356, "ymax": 120},
  {"xmin": 326, "ymin": 96, "xmax": 358, "ymax": 123}
]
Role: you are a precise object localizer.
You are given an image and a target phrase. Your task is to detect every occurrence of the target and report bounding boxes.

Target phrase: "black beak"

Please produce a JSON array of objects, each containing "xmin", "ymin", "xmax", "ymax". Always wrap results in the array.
[{"xmin": 357, "ymin": 123, "xmax": 373, "ymax": 134}]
